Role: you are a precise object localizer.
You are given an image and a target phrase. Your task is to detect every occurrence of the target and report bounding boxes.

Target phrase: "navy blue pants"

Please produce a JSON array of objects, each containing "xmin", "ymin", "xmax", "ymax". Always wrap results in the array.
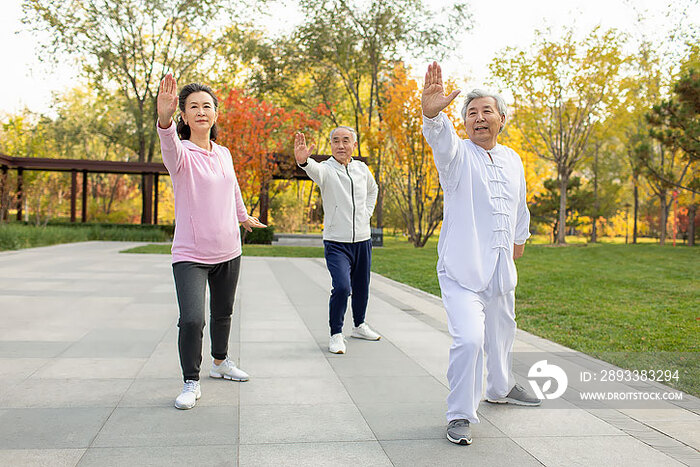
[{"xmin": 324, "ymin": 239, "xmax": 372, "ymax": 336}]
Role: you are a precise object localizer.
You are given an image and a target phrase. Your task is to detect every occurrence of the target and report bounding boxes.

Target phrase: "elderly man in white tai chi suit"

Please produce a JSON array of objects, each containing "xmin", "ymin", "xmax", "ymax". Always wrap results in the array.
[{"xmin": 421, "ymin": 61, "xmax": 541, "ymax": 446}]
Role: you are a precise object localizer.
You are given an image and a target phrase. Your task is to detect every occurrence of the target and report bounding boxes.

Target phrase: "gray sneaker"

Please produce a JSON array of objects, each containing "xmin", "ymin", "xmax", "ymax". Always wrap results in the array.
[
  {"xmin": 446, "ymin": 419, "xmax": 472, "ymax": 445},
  {"xmin": 486, "ymin": 383, "xmax": 542, "ymax": 406}
]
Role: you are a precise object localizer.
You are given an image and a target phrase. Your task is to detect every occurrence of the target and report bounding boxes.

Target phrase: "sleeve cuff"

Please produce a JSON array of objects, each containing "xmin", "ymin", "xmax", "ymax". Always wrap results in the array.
[
  {"xmin": 514, "ymin": 232, "xmax": 531, "ymax": 245},
  {"xmin": 422, "ymin": 113, "xmax": 446, "ymax": 138},
  {"xmin": 422, "ymin": 112, "xmax": 445, "ymax": 126},
  {"xmin": 156, "ymin": 120, "xmax": 175, "ymax": 133}
]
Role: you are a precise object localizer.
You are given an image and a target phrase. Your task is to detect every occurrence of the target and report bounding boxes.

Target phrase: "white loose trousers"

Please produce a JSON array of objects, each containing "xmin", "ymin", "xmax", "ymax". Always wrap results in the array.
[{"xmin": 439, "ymin": 253, "xmax": 516, "ymax": 424}]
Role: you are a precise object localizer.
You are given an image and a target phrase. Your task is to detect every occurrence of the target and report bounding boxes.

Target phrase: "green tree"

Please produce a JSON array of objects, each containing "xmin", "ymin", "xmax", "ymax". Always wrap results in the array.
[
  {"xmin": 633, "ymin": 138, "xmax": 693, "ymax": 245},
  {"xmin": 490, "ymin": 27, "xmax": 625, "ymax": 244},
  {"xmin": 634, "ymin": 51, "xmax": 699, "ymax": 245},
  {"xmin": 0, "ymin": 88, "xmax": 146, "ymax": 224},
  {"xmin": 0, "ymin": 112, "xmax": 57, "ymax": 223},
  {"xmin": 581, "ymin": 123, "xmax": 625, "ymax": 243},
  {"xmin": 382, "ymin": 63, "xmax": 443, "ymax": 247},
  {"xmin": 251, "ymin": 0, "xmax": 471, "ymax": 229},
  {"xmin": 22, "ymin": 0, "xmax": 249, "ymax": 221},
  {"xmin": 616, "ymin": 41, "xmax": 664, "ymax": 244},
  {"xmin": 529, "ymin": 177, "xmax": 593, "ymax": 241},
  {"xmin": 615, "ymin": 4, "xmax": 698, "ymax": 244},
  {"xmin": 646, "ymin": 67, "xmax": 699, "ymax": 194}
]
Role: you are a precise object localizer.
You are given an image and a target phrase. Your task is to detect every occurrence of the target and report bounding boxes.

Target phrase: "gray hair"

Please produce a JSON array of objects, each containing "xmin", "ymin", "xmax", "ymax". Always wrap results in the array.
[
  {"xmin": 461, "ymin": 89, "xmax": 508, "ymax": 133},
  {"xmin": 329, "ymin": 126, "xmax": 357, "ymax": 143}
]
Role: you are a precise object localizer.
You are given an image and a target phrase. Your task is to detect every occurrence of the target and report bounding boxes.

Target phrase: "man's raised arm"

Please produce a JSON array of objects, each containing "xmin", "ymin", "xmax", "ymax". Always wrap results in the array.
[{"xmin": 422, "ymin": 62, "xmax": 464, "ymax": 191}]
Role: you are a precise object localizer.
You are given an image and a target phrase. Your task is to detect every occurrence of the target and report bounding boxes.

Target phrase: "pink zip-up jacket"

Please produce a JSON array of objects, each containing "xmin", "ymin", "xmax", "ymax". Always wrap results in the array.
[{"xmin": 157, "ymin": 121, "xmax": 249, "ymax": 264}]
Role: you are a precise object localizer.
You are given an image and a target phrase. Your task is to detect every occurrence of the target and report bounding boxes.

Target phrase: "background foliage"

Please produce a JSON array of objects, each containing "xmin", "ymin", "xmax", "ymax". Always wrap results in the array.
[{"xmin": 0, "ymin": 0, "xmax": 697, "ymax": 247}]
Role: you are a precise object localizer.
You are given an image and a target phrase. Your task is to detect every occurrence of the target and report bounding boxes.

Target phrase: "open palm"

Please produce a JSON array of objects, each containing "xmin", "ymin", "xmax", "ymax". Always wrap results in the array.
[
  {"xmin": 294, "ymin": 132, "xmax": 316, "ymax": 165},
  {"xmin": 157, "ymin": 73, "xmax": 179, "ymax": 128},
  {"xmin": 422, "ymin": 61, "xmax": 461, "ymax": 118}
]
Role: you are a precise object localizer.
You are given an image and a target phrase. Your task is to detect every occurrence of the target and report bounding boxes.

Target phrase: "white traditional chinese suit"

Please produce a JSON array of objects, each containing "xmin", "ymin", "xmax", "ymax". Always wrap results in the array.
[{"xmin": 423, "ymin": 112, "xmax": 531, "ymax": 423}]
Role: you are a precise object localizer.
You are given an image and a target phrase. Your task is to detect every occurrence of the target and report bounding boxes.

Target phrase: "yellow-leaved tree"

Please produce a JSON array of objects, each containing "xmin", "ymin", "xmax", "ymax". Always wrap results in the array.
[
  {"xmin": 380, "ymin": 62, "xmax": 458, "ymax": 247},
  {"xmin": 490, "ymin": 27, "xmax": 625, "ymax": 244}
]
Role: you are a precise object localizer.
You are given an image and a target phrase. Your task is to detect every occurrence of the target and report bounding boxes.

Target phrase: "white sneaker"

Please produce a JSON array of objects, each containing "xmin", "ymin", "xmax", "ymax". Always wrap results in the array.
[
  {"xmin": 210, "ymin": 358, "xmax": 250, "ymax": 381},
  {"xmin": 174, "ymin": 380, "xmax": 201, "ymax": 410},
  {"xmin": 329, "ymin": 333, "xmax": 346, "ymax": 354},
  {"xmin": 351, "ymin": 322, "xmax": 381, "ymax": 340}
]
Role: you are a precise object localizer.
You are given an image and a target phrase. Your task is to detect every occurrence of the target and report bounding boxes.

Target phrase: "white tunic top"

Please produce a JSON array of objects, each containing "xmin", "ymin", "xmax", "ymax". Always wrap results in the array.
[{"xmin": 423, "ymin": 112, "xmax": 531, "ymax": 293}]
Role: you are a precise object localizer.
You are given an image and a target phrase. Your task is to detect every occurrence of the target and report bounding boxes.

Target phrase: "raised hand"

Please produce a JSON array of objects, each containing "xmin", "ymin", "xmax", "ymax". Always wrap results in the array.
[
  {"xmin": 157, "ymin": 73, "xmax": 179, "ymax": 128},
  {"xmin": 294, "ymin": 132, "xmax": 316, "ymax": 165},
  {"xmin": 422, "ymin": 61, "xmax": 461, "ymax": 118}
]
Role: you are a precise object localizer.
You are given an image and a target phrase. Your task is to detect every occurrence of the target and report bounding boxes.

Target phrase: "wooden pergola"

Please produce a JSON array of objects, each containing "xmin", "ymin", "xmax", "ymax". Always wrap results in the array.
[
  {"xmin": 0, "ymin": 154, "xmax": 168, "ymax": 224},
  {"xmin": 0, "ymin": 153, "xmax": 364, "ymax": 226}
]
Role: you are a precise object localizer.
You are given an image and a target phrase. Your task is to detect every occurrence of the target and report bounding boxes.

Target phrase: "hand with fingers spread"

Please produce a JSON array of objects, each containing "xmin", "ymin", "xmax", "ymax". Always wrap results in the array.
[
  {"xmin": 422, "ymin": 61, "xmax": 461, "ymax": 119},
  {"xmin": 294, "ymin": 132, "xmax": 316, "ymax": 165},
  {"xmin": 157, "ymin": 73, "xmax": 179, "ymax": 129},
  {"xmin": 241, "ymin": 216, "xmax": 267, "ymax": 232}
]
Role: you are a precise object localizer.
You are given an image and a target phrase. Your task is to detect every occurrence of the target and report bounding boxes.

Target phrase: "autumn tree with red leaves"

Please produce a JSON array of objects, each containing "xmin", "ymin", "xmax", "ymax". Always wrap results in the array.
[{"xmin": 216, "ymin": 88, "xmax": 322, "ymax": 224}]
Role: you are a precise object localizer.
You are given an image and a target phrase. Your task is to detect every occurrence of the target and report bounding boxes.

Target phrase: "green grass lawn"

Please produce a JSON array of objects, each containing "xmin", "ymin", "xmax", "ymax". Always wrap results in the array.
[
  {"xmin": 514, "ymin": 242, "xmax": 698, "ymax": 397},
  {"xmin": 124, "ymin": 236, "xmax": 699, "ymax": 396}
]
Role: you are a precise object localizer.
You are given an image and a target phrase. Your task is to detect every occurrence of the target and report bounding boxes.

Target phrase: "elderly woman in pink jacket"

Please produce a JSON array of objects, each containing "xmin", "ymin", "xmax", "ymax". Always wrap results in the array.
[{"xmin": 156, "ymin": 73, "xmax": 265, "ymax": 410}]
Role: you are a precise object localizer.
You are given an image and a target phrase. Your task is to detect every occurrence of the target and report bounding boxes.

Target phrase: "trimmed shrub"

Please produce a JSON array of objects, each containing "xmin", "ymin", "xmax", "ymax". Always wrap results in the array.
[
  {"xmin": 44, "ymin": 221, "xmax": 174, "ymax": 238},
  {"xmin": 0, "ymin": 222, "xmax": 172, "ymax": 251},
  {"xmin": 241, "ymin": 225, "xmax": 274, "ymax": 245}
]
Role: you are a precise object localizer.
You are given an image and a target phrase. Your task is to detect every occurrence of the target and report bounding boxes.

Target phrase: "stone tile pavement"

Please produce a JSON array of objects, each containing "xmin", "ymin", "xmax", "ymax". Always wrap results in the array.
[{"xmin": 0, "ymin": 242, "xmax": 697, "ymax": 466}]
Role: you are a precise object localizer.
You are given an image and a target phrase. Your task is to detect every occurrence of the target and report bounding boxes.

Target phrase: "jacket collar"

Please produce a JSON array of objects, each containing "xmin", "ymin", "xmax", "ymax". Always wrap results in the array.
[{"xmin": 328, "ymin": 156, "xmax": 354, "ymax": 169}]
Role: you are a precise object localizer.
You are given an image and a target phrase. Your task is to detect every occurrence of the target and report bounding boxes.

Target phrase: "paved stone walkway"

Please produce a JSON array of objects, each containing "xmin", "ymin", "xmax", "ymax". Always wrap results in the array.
[{"xmin": 0, "ymin": 242, "xmax": 697, "ymax": 466}]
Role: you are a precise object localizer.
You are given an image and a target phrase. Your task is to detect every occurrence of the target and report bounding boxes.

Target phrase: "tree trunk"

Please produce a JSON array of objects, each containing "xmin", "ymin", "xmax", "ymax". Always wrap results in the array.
[
  {"xmin": 259, "ymin": 179, "xmax": 270, "ymax": 225},
  {"xmin": 688, "ymin": 198, "xmax": 696, "ymax": 247},
  {"xmin": 16, "ymin": 168, "xmax": 23, "ymax": 222},
  {"xmin": 659, "ymin": 190, "xmax": 667, "ymax": 245},
  {"xmin": 138, "ymin": 99, "xmax": 148, "ymax": 224},
  {"xmin": 557, "ymin": 175, "xmax": 568, "ymax": 244},
  {"xmin": 633, "ymin": 182, "xmax": 639, "ymax": 244},
  {"xmin": 374, "ymin": 73, "xmax": 384, "ymax": 231},
  {"xmin": 591, "ymin": 146, "xmax": 599, "ymax": 243},
  {"xmin": 142, "ymin": 174, "xmax": 153, "ymax": 225}
]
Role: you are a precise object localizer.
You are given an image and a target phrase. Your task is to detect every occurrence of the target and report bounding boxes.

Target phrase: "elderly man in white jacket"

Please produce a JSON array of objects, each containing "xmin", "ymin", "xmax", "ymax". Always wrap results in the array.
[
  {"xmin": 421, "ymin": 62, "xmax": 541, "ymax": 446},
  {"xmin": 294, "ymin": 126, "xmax": 380, "ymax": 354}
]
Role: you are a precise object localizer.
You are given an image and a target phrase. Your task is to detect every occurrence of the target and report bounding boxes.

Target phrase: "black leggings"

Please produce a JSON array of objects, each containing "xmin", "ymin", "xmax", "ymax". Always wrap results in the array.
[{"xmin": 172, "ymin": 256, "xmax": 241, "ymax": 381}]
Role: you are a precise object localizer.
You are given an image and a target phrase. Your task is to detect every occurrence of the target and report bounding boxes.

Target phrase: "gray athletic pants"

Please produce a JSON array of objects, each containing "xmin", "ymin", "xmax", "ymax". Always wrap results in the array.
[{"xmin": 172, "ymin": 256, "xmax": 241, "ymax": 382}]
